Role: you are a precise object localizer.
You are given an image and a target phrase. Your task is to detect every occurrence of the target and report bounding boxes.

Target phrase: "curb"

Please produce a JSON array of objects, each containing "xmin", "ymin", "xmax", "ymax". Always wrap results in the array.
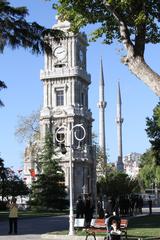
[{"xmin": 41, "ymin": 234, "xmax": 105, "ymax": 240}]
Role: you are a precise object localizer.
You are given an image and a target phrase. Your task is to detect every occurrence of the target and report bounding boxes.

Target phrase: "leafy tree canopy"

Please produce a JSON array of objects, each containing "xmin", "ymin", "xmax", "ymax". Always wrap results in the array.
[
  {"xmin": 146, "ymin": 102, "xmax": 160, "ymax": 165},
  {"xmin": 138, "ymin": 149, "xmax": 160, "ymax": 189},
  {"xmin": 53, "ymin": 0, "xmax": 160, "ymax": 95},
  {"xmin": 0, "ymin": 0, "xmax": 63, "ymax": 54},
  {"xmin": 2, "ymin": 169, "xmax": 29, "ymax": 198},
  {"xmin": 138, "ymin": 103, "xmax": 160, "ymax": 189},
  {"xmin": 0, "ymin": 158, "xmax": 29, "ymax": 200},
  {"xmin": 97, "ymin": 167, "xmax": 139, "ymax": 199},
  {"xmin": 0, "ymin": 1, "xmax": 64, "ymax": 106}
]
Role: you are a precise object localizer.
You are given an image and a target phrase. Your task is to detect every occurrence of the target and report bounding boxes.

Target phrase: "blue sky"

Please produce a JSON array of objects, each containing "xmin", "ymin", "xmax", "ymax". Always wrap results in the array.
[{"xmin": 0, "ymin": 0, "xmax": 159, "ymax": 172}]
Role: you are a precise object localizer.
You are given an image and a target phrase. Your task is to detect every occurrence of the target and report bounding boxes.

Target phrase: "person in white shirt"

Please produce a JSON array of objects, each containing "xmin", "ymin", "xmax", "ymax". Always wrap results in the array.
[{"xmin": 110, "ymin": 219, "xmax": 121, "ymax": 240}]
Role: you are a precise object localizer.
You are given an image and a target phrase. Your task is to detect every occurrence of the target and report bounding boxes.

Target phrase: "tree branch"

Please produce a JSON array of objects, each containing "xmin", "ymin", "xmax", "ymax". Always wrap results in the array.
[
  {"xmin": 102, "ymin": 0, "xmax": 135, "ymax": 58},
  {"xmin": 101, "ymin": 1, "xmax": 160, "ymax": 95},
  {"xmin": 134, "ymin": 1, "xmax": 147, "ymax": 57}
]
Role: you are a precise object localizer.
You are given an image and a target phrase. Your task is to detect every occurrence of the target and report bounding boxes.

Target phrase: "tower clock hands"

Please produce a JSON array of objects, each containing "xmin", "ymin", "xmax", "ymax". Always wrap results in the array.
[
  {"xmin": 54, "ymin": 46, "xmax": 67, "ymax": 60},
  {"xmin": 56, "ymin": 49, "xmax": 65, "ymax": 54}
]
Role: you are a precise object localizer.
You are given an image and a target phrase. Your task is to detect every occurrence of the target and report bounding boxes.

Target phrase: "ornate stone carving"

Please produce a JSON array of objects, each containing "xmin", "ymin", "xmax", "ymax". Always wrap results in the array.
[{"xmin": 53, "ymin": 108, "xmax": 67, "ymax": 116}]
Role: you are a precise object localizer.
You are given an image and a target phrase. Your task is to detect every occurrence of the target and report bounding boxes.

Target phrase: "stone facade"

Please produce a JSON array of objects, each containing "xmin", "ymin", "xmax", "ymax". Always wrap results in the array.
[{"xmin": 24, "ymin": 19, "xmax": 96, "ymax": 203}]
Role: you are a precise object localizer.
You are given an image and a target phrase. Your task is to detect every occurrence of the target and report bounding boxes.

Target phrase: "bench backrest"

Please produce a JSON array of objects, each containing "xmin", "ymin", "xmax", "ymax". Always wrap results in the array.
[
  {"xmin": 74, "ymin": 218, "xmax": 85, "ymax": 228},
  {"xmin": 120, "ymin": 219, "xmax": 128, "ymax": 228},
  {"xmin": 91, "ymin": 218, "xmax": 106, "ymax": 228},
  {"xmin": 96, "ymin": 219, "xmax": 105, "ymax": 224}
]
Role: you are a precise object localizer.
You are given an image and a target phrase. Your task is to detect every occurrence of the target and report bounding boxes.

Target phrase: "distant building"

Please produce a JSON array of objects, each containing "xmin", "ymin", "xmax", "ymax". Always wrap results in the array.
[{"xmin": 123, "ymin": 152, "xmax": 142, "ymax": 178}]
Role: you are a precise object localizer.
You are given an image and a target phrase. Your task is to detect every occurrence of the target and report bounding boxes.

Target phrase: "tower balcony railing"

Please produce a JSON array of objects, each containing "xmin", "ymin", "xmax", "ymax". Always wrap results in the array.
[{"xmin": 40, "ymin": 67, "xmax": 91, "ymax": 83}]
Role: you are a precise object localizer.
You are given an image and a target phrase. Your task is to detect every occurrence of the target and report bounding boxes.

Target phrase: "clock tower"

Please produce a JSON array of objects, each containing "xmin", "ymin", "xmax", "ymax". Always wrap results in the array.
[{"xmin": 39, "ymin": 19, "xmax": 96, "ymax": 202}]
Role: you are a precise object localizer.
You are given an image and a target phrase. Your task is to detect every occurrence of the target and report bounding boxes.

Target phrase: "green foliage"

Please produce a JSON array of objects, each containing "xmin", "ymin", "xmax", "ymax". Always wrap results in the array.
[
  {"xmin": 139, "ymin": 102, "xmax": 160, "ymax": 189},
  {"xmin": 128, "ymin": 215, "xmax": 160, "ymax": 238},
  {"xmin": 2, "ymin": 173, "xmax": 30, "ymax": 197},
  {"xmin": 0, "ymin": 0, "xmax": 63, "ymax": 54},
  {"xmin": 31, "ymin": 132, "xmax": 68, "ymax": 210},
  {"xmin": 146, "ymin": 102, "xmax": 160, "ymax": 165},
  {"xmin": 0, "ymin": 1, "xmax": 64, "ymax": 107},
  {"xmin": 139, "ymin": 148, "xmax": 154, "ymax": 167},
  {"xmin": 0, "ymin": 80, "xmax": 7, "ymax": 106},
  {"xmin": 138, "ymin": 149, "xmax": 160, "ymax": 189},
  {"xmin": 97, "ymin": 168, "xmax": 139, "ymax": 199},
  {"xmin": 53, "ymin": 0, "xmax": 160, "ymax": 45},
  {"xmin": 0, "ymin": 158, "xmax": 29, "ymax": 199}
]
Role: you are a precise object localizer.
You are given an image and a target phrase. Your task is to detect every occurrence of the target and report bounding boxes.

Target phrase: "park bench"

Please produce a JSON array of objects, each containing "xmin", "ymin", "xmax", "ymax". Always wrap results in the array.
[
  {"xmin": 85, "ymin": 218, "xmax": 107, "ymax": 240},
  {"xmin": 119, "ymin": 219, "xmax": 128, "ymax": 239},
  {"xmin": 85, "ymin": 218, "xmax": 128, "ymax": 240},
  {"xmin": 74, "ymin": 217, "xmax": 128, "ymax": 240}
]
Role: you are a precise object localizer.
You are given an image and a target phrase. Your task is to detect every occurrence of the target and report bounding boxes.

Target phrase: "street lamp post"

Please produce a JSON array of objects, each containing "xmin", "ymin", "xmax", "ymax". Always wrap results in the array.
[{"xmin": 55, "ymin": 123, "xmax": 86, "ymax": 235}]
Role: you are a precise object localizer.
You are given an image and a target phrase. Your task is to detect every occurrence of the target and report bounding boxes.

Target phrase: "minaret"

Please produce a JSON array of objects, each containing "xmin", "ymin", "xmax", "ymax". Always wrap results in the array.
[
  {"xmin": 98, "ymin": 58, "xmax": 107, "ymax": 161},
  {"xmin": 116, "ymin": 82, "xmax": 124, "ymax": 171}
]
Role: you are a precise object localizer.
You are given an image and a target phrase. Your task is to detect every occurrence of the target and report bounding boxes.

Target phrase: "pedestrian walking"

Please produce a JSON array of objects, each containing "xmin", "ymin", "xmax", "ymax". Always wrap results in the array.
[
  {"xmin": 138, "ymin": 196, "xmax": 143, "ymax": 214},
  {"xmin": 6, "ymin": 197, "xmax": 18, "ymax": 234},
  {"xmin": 76, "ymin": 195, "xmax": 85, "ymax": 218},
  {"xmin": 148, "ymin": 196, "xmax": 152, "ymax": 215},
  {"xmin": 84, "ymin": 194, "xmax": 94, "ymax": 226},
  {"xmin": 97, "ymin": 200, "xmax": 104, "ymax": 218}
]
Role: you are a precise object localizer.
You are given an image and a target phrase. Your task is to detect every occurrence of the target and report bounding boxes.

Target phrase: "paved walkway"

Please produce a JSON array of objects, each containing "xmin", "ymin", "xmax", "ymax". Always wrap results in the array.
[
  {"xmin": 0, "ymin": 207, "xmax": 159, "ymax": 240},
  {"xmin": 0, "ymin": 215, "xmax": 68, "ymax": 240}
]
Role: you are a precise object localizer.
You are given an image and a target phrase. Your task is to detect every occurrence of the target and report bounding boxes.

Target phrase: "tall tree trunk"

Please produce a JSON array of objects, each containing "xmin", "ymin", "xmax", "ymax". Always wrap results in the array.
[
  {"xmin": 103, "ymin": 2, "xmax": 160, "ymax": 96},
  {"xmin": 122, "ymin": 55, "xmax": 160, "ymax": 96}
]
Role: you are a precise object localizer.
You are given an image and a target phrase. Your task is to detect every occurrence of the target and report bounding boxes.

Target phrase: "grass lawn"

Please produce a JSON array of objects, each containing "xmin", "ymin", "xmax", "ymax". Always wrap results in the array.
[
  {"xmin": 0, "ymin": 209, "xmax": 68, "ymax": 221},
  {"xmin": 48, "ymin": 215, "xmax": 160, "ymax": 239},
  {"xmin": 127, "ymin": 214, "xmax": 160, "ymax": 239}
]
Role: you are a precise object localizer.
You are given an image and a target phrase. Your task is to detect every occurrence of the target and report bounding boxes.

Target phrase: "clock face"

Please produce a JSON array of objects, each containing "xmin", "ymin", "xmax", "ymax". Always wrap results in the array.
[{"xmin": 54, "ymin": 46, "xmax": 67, "ymax": 61}]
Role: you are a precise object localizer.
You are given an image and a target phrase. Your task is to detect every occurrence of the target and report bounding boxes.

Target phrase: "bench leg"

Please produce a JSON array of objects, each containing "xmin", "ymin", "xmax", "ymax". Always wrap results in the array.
[
  {"xmin": 85, "ymin": 231, "xmax": 96, "ymax": 240},
  {"xmin": 121, "ymin": 232, "xmax": 127, "ymax": 240}
]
